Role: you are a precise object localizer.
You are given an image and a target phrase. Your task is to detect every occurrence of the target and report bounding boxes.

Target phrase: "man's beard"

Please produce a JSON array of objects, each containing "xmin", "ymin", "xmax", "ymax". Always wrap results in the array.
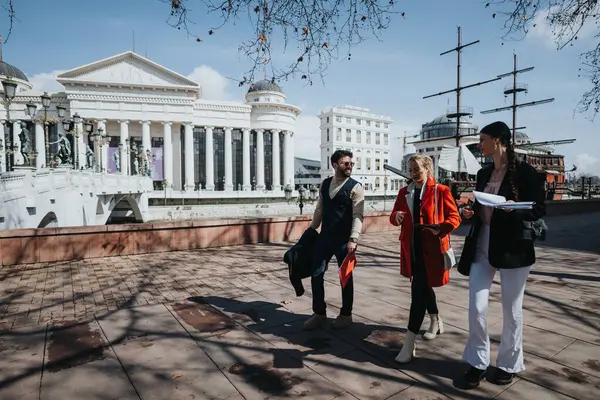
[{"xmin": 337, "ymin": 167, "xmax": 351, "ymax": 177}]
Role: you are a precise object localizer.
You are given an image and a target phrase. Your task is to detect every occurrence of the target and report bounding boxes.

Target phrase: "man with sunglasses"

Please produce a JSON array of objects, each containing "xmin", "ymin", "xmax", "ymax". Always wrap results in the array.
[{"xmin": 304, "ymin": 149, "xmax": 365, "ymax": 330}]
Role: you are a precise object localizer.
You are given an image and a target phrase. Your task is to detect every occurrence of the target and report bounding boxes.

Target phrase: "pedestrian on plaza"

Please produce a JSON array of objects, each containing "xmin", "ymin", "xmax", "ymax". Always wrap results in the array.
[
  {"xmin": 303, "ymin": 149, "xmax": 365, "ymax": 330},
  {"xmin": 459, "ymin": 121, "xmax": 546, "ymax": 389},
  {"xmin": 389, "ymin": 154, "xmax": 461, "ymax": 363}
]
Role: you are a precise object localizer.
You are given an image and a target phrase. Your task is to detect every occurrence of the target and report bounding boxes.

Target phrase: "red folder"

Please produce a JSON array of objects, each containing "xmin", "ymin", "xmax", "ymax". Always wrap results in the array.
[{"xmin": 338, "ymin": 253, "xmax": 356, "ymax": 289}]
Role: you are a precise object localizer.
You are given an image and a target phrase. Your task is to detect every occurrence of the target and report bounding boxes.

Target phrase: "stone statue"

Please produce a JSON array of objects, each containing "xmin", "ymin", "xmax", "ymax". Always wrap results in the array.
[
  {"xmin": 18, "ymin": 122, "xmax": 33, "ymax": 166},
  {"xmin": 56, "ymin": 142, "xmax": 72, "ymax": 165},
  {"xmin": 113, "ymin": 150, "xmax": 120, "ymax": 172},
  {"xmin": 86, "ymin": 144, "xmax": 94, "ymax": 169},
  {"xmin": 51, "ymin": 133, "xmax": 72, "ymax": 165},
  {"xmin": 133, "ymin": 157, "xmax": 139, "ymax": 175},
  {"xmin": 146, "ymin": 149, "xmax": 153, "ymax": 177}
]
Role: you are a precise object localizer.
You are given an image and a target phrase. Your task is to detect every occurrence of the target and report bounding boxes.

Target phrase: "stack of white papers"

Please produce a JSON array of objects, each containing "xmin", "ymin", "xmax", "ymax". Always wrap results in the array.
[{"xmin": 473, "ymin": 191, "xmax": 535, "ymax": 210}]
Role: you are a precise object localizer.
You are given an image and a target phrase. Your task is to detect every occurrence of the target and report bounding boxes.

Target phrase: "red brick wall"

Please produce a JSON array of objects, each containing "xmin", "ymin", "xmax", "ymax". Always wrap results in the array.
[{"xmin": 0, "ymin": 212, "xmax": 397, "ymax": 266}]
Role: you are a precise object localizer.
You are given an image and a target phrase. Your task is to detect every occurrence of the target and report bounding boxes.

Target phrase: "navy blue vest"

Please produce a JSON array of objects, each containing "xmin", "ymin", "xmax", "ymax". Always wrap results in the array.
[{"xmin": 321, "ymin": 177, "xmax": 359, "ymax": 243}]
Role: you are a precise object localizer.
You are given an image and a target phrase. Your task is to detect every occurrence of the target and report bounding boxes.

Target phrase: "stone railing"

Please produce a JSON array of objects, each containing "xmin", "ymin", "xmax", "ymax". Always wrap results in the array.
[
  {"xmin": 0, "ymin": 212, "xmax": 396, "ymax": 266},
  {"xmin": 0, "ymin": 168, "xmax": 153, "ymax": 199}
]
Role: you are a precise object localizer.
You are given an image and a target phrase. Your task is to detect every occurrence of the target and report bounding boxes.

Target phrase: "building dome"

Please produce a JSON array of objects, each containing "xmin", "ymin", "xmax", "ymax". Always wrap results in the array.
[
  {"xmin": 247, "ymin": 79, "xmax": 283, "ymax": 94},
  {"xmin": 0, "ymin": 60, "xmax": 28, "ymax": 82},
  {"xmin": 420, "ymin": 113, "xmax": 478, "ymax": 141}
]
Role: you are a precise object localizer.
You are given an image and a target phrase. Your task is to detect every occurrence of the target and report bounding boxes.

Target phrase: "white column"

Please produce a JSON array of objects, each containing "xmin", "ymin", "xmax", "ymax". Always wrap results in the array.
[
  {"xmin": 242, "ymin": 128, "xmax": 251, "ymax": 191},
  {"xmin": 13, "ymin": 121, "xmax": 22, "ymax": 166},
  {"xmin": 224, "ymin": 127, "xmax": 233, "ymax": 191},
  {"xmin": 272, "ymin": 130, "xmax": 281, "ymax": 191},
  {"xmin": 205, "ymin": 126, "xmax": 215, "ymax": 191},
  {"xmin": 288, "ymin": 131, "xmax": 295, "ymax": 186},
  {"xmin": 162, "ymin": 122, "xmax": 173, "ymax": 187},
  {"xmin": 97, "ymin": 120, "xmax": 107, "ymax": 172},
  {"xmin": 256, "ymin": 129, "xmax": 265, "ymax": 190},
  {"xmin": 35, "ymin": 123, "xmax": 45, "ymax": 168},
  {"xmin": 283, "ymin": 131, "xmax": 291, "ymax": 187},
  {"xmin": 184, "ymin": 123, "xmax": 194, "ymax": 191},
  {"xmin": 119, "ymin": 120, "xmax": 129, "ymax": 175},
  {"xmin": 141, "ymin": 120, "xmax": 151, "ymax": 152},
  {"xmin": 0, "ymin": 122, "xmax": 5, "ymax": 172}
]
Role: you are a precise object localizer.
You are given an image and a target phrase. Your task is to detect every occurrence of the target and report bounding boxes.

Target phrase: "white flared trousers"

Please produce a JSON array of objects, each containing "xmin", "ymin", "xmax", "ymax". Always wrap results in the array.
[{"xmin": 462, "ymin": 225, "xmax": 531, "ymax": 373}]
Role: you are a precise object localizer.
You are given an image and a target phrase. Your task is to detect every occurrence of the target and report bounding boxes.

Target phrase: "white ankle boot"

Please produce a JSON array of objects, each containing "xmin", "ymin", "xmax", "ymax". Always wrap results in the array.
[
  {"xmin": 395, "ymin": 331, "xmax": 416, "ymax": 364},
  {"xmin": 422, "ymin": 314, "xmax": 444, "ymax": 340}
]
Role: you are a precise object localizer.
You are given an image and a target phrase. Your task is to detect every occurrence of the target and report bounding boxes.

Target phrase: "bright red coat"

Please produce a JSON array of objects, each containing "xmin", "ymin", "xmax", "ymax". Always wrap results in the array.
[{"xmin": 389, "ymin": 177, "xmax": 461, "ymax": 287}]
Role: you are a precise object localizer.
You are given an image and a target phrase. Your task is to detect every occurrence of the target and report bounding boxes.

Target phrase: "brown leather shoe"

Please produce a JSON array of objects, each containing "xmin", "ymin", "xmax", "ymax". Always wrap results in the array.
[
  {"xmin": 331, "ymin": 314, "xmax": 353, "ymax": 329},
  {"xmin": 303, "ymin": 313, "xmax": 327, "ymax": 330}
]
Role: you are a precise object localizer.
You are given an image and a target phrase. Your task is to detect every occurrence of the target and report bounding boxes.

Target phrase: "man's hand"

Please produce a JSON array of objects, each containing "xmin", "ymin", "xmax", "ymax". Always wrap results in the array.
[
  {"xmin": 394, "ymin": 211, "xmax": 406, "ymax": 225},
  {"xmin": 502, "ymin": 200, "xmax": 515, "ymax": 212},
  {"xmin": 424, "ymin": 227, "xmax": 441, "ymax": 236},
  {"xmin": 347, "ymin": 241, "xmax": 357, "ymax": 254},
  {"xmin": 462, "ymin": 206, "xmax": 474, "ymax": 219}
]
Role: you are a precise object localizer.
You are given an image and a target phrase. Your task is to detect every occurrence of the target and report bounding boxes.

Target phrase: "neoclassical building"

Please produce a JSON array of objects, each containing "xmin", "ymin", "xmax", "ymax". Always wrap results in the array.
[{"xmin": 1, "ymin": 51, "xmax": 300, "ymax": 195}]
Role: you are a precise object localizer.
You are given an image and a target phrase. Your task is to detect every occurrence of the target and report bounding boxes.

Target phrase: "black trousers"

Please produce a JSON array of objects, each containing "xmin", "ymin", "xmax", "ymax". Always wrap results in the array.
[
  {"xmin": 310, "ymin": 240, "xmax": 353, "ymax": 316},
  {"xmin": 407, "ymin": 255, "xmax": 439, "ymax": 334}
]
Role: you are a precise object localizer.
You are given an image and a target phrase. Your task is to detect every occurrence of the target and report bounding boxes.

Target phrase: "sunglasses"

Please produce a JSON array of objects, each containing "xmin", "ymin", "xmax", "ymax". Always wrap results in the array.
[{"xmin": 338, "ymin": 162, "xmax": 355, "ymax": 168}]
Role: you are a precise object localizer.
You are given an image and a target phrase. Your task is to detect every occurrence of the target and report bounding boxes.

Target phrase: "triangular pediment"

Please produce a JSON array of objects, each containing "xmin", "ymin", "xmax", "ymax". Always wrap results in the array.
[{"xmin": 56, "ymin": 51, "xmax": 199, "ymax": 88}]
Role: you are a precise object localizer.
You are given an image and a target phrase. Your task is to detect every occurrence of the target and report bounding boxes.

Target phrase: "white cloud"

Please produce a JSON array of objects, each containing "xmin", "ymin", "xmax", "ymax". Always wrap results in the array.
[
  {"xmin": 575, "ymin": 153, "xmax": 599, "ymax": 175},
  {"xmin": 529, "ymin": 6, "xmax": 596, "ymax": 48},
  {"xmin": 293, "ymin": 115, "xmax": 321, "ymax": 161},
  {"xmin": 187, "ymin": 65, "xmax": 233, "ymax": 101},
  {"xmin": 26, "ymin": 70, "xmax": 65, "ymax": 93}
]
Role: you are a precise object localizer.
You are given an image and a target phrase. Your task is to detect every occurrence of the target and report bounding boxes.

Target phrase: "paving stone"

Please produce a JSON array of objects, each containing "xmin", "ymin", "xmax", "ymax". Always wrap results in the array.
[
  {"xmin": 222, "ymin": 350, "xmax": 346, "ymax": 400},
  {"xmin": 387, "ymin": 382, "xmax": 452, "ymax": 400},
  {"xmin": 310, "ymin": 349, "xmax": 415, "ymax": 400},
  {"xmin": 0, "ymin": 326, "xmax": 45, "ymax": 400},
  {"xmin": 40, "ymin": 320, "xmax": 138, "ymax": 400},
  {"xmin": 529, "ymin": 315, "xmax": 600, "ymax": 344},
  {"xmin": 551, "ymin": 340, "xmax": 600, "ymax": 379},
  {"xmin": 520, "ymin": 352, "xmax": 600, "ymax": 400},
  {"xmin": 495, "ymin": 380, "xmax": 576, "ymax": 400}
]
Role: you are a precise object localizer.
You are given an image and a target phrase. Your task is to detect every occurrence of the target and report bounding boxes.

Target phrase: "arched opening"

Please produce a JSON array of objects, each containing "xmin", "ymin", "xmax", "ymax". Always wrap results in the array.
[
  {"xmin": 106, "ymin": 196, "xmax": 143, "ymax": 225},
  {"xmin": 38, "ymin": 212, "xmax": 58, "ymax": 228}
]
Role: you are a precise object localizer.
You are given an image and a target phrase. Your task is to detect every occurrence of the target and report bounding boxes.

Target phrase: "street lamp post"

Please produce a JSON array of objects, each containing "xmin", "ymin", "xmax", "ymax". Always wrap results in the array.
[
  {"xmin": 2, "ymin": 79, "xmax": 17, "ymax": 171},
  {"xmin": 94, "ymin": 127, "xmax": 108, "ymax": 172},
  {"xmin": 284, "ymin": 184, "xmax": 318, "ymax": 215}
]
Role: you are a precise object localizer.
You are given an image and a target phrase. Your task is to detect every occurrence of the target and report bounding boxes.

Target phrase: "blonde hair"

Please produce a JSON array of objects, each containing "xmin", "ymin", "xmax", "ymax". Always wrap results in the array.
[{"xmin": 408, "ymin": 154, "xmax": 434, "ymax": 178}]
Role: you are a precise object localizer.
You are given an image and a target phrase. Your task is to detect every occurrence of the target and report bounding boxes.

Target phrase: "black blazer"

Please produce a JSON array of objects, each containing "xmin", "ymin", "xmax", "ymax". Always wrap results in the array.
[
  {"xmin": 462, "ymin": 160, "xmax": 546, "ymax": 269},
  {"xmin": 283, "ymin": 227, "xmax": 319, "ymax": 296}
]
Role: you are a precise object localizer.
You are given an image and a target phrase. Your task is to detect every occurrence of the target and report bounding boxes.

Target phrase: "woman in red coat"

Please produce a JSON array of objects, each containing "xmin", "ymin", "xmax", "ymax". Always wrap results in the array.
[{"xmin": 389, "ymin": 154, "xmax": 461, "ymax": 363}]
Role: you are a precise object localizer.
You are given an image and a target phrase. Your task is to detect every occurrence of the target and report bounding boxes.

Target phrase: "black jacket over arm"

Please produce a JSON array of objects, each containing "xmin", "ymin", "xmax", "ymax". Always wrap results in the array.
[
  {"xmin": 461, "ymin": 160, "xmax": 546, "ymax": 269},
  {"xmin": 283, "ymin": 227, "xmax": 319, "ymax": 296}
]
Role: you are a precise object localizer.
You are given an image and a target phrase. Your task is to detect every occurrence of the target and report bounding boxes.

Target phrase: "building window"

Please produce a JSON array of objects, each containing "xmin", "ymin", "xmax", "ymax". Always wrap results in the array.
[
  {"xmin": 384, "ymin": 134, "xmax": 389, "ymax": 146},
  {"xmin": 336, "ymin": 128, "xmax": 342, "ymax": 141},
  {"xmin": 375, "ymin": 121, "xmax": 381, "ymax": 128},
  {"xmin": 326, "ymin": 156, "xmax": 329, "ymax": 167},
  {"xmin": 384, "ymin": 159, "xmax": 388, "ymax": 166},
  {"xmin": 326, "ymin": 128, "xmax": 330, "ymax": 141},
  {"xmin": 336, "ymin": 116, "xmax": 342, "ymax": 122},
  {"xmin": 375, "ymin": 177, "xmax": 380, "ymax": 189},
  {"xmin": 426, "ymin": 147, "xmax": 435, "ymax": 152},
  {"xmin": 346, "ymin": 129, "xmax": 351, "ymax": 142},
  {"xmin": 376, "ymin": 132, "xmax": 381, "ymax": 145},
  {"xmin": 356, "ymin": 130, "xmax": 361, "ymax": 143},
  {"xmin": 326, "ymin": 116, "xmax": 330, "ymax": 123},
  {"xmin": 356, "ymin": 118, "xmax": 362, "ymax": 125},
  {"xmin": 356, "ymin": 156, "xmax": 362, "ymax": 169},
  {"xmin": 384, "ymin": 123, "xmax": 389, "ymax": 129},
  {"xmin": 375, "ymin": 158, "xmax": 381, "ymax": 171},
  {"xmin": 366, "ymin": 120, "xmax": 371, "ymax": 127},
  {"xmin": 367, "ymin": 157, "xmax": 372, "ymax": 170},
  {"xmin": 346, "ymin": 117, "xmax": 351, "ymax": 124},
  {"xmin": 367, "ymin": 132, "xmax": 372, "ymax": 144}
]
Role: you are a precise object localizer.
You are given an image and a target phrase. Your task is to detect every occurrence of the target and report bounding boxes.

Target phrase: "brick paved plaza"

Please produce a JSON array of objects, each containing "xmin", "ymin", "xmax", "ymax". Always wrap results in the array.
[{"xmin": 1, "ymin": 213, "xmax": 599, "ymax": 399}]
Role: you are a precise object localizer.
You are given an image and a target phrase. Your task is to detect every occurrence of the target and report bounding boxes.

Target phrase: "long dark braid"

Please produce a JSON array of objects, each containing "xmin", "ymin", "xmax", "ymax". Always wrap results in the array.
[{"xmin": 503, "ymin": 137, "xmax": 519, "ymax": 201}]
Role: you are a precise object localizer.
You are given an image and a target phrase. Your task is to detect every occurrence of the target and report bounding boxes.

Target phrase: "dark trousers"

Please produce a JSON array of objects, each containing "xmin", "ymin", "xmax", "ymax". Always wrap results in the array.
[
  {"xmin": 311, "ymin": 241, "xmax": 353, "ymax": 316},
  {"xmin": 407, "ymin": 257, "xmax": 439, "ymax": 334}
]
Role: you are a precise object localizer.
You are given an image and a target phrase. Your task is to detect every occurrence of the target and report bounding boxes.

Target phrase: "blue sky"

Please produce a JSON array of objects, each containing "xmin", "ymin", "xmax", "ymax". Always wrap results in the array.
[{"xmin": 2, "ymin": 0, "xmax": 598, "ymax": 174}]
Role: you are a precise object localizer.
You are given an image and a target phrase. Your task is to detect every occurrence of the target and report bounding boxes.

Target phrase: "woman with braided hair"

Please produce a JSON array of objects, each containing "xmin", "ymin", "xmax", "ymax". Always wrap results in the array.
[{"xmin": 459, "ymin": 121, "xmax": 546, "ymax": 389}]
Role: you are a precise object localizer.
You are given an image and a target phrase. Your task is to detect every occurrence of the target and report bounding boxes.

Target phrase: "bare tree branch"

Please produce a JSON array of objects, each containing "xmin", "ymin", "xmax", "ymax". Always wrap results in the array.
[
  {"xmin": 162, "ymin": 0, "xmax": 401, "ymax": 87},
  {"xmin": 487, "ymin": 0, "xmax": 600, "ymax": 119},
  {"xmin": 1, "ymin": 0, "xmax": 17, "ymax": 43}
]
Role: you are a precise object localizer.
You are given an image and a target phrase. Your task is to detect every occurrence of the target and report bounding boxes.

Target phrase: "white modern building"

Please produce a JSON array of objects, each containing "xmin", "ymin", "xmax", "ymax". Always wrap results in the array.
[
  {"xmin": 294, "ymin": 157, "xmax": 321, "ymax": 188},
  {"xmin": 1, "ymin": 51, "xmax": 300, "ymax": 195},
  {"xmin": 318, "ymin": 105, "xmax": 401, "ymax": 193}
]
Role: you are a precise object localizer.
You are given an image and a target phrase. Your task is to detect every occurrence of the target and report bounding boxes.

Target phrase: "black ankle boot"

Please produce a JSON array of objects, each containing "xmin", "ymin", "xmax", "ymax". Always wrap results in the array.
[
  {"xmin": 462, "ymin": 366, "xmax": 487, "ymax": 389},
  {"xmin": 491, "ymin": 368, "xmax": 515, "ymax": 385}
]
